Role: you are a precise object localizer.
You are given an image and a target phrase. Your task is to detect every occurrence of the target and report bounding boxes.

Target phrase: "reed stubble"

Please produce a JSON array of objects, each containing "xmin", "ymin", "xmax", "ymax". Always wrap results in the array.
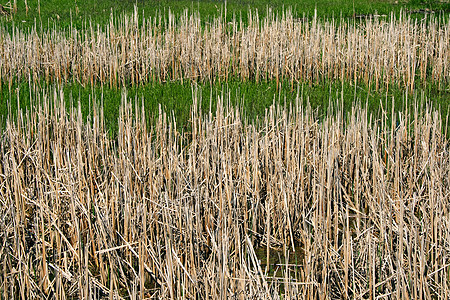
[
  {"xmin": 0, "ymin": 87, "xmax": 449, "ymax": 299},
  {"xmin": 0, "ymin": 9, "xmax": 448, "ymax": 89}
]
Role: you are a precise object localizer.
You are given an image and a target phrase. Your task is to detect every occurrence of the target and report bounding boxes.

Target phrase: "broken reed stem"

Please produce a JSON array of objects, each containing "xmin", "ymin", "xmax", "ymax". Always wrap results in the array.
[
  {"xmin": 0, "ymin": 87, "xmax": 449, "ymax": 298},
  {"xmin": 0, "ymin": 9, "xmax": 448, "ymax": 89}
]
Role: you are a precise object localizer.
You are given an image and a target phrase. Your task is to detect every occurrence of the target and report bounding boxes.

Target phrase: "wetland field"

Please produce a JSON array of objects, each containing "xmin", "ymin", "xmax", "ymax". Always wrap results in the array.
[{"xmin": 0, "ymin": 0, "xmax": 450, "ymax": 299}]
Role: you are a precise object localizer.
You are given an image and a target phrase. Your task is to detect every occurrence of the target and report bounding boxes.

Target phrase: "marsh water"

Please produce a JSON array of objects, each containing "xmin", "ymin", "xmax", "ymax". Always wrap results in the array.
[{"xmin": 255, "ymin": 245, "xmax": 305, "ymax": 275}]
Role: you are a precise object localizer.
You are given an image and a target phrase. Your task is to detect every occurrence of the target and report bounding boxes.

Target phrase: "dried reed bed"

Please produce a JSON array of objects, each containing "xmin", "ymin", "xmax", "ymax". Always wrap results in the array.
[
  {"xmin": 0, "ymin": 9, "xmax": 449, "ymax": 89},
  {"xmin": 0, "ymin": 87, "xmax": 449, "ymax": 299}
]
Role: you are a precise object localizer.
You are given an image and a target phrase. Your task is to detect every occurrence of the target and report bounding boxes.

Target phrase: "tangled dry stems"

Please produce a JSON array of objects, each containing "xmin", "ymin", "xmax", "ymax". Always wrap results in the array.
[
  {"xmin": 0, "ymin": 9, "xmax": 449, "ymax": 89},
  {"xmin": 0, "ymin": 87, "xmax": 449, "ymax": 299}
]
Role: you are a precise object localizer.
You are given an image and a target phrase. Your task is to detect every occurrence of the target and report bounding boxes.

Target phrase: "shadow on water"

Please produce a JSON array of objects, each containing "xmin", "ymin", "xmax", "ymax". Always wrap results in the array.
[
  {"xmin": 254, "ymin": 244, "xmax": 306, "ymax": 293},
  {"xmin": 255, "ymin": 245, "xmax": 305, "ymax": 270}
]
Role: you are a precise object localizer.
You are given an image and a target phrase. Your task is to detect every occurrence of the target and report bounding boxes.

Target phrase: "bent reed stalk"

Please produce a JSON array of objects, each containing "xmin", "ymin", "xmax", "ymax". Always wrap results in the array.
[
  {"xmin": 0, "ymin": 87, "xmax": 449, "ymax": 298},
  {"xmin": 0, "ymin": 8, "xmax": 449, "ymax": 89}
]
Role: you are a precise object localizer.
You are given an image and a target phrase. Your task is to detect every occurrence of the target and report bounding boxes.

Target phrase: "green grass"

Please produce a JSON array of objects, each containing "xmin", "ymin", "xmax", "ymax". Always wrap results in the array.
[
  {"xmin": 1, "ymin": 79, "xmax": 448, "ymax": 137},
  {"xmin": 0, "ymin": 0, "xmax": 448, "ymax": 137},
  {"xmin": 1, "ymin": 0, "xmax": 449, "ymax": 30}
]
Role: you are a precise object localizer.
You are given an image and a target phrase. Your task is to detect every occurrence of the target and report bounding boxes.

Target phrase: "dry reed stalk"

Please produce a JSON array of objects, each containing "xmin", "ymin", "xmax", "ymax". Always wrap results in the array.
[
  {"xmin": 0, "ymin": 9, "xmax": 449, "ymax": 88},
  {"xmin": 0, "ymin": 86, "xmax": 449, "ymax": 298}
]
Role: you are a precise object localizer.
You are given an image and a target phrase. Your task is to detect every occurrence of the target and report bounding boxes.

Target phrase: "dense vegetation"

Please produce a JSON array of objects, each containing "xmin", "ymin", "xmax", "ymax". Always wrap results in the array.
[
  {"xmin": 1, "ymin": 88, "xmax": 450, "ymax": 298},
  {"xmin": 0, "ymin": 7, "xmax": 449, "ymax": 134},
  {"xmin": 3, "ymin": 0, "xmax": 449, "ymax": 30},
  {"xmin": 0, "ymin": 0, "xmax": 449, "ymax": 299}
]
